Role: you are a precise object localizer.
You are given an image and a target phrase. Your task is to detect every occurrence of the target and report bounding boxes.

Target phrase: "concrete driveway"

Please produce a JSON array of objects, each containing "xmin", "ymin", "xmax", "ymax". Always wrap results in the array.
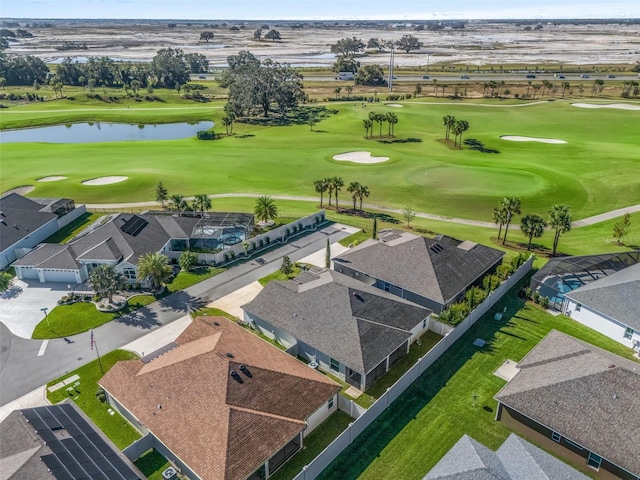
[
  {"xmin": 0, "ymin": 279, "xmax": 72, "ymax": 338},
  {"xmin": 208, "ymin": 281, "xmax": 264, "ymax": 319}
]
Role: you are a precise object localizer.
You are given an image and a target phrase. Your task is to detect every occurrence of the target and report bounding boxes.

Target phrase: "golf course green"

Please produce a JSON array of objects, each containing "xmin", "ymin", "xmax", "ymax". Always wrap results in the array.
[{"xmin": 2, "ymin": 94, "xmax": 638, "ymax": 222}]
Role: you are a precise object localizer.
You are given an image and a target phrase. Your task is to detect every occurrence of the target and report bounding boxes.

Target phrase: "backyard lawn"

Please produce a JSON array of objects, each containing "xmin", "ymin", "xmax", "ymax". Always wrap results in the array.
[
  {"xmin": 134, "ymin": 449, "xmax": 172, "ymax": 480},
  {"xmin": 317, "ymin": 281, "xmax": 637, "ymax": 480},
  {"xmin": 43, "ymin": 212, "xmax": 103, "ymax": 243},
  {"xmin": 46, "ymin": 350, "xmax": 141, "ymax": 449}
]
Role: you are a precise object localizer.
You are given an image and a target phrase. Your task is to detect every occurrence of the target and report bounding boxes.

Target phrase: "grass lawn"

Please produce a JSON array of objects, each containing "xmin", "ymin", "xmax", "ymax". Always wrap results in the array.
[
  {"xmin": 32, "ymin": 295, "xmax": 155, "ymax": 339},
  {"xmin": 43, "ymin": 212, "xmax": 102, "ymax": 243},
  {"xmin": 134, "ymin": 449, "xmax": 172, "ymax": 480},
  {"xmin": 3, "ymin": 97, "xmax": 639, "ymax": 221},
  {"xmin": 164, "ymin": 266, "xmax": 225, "ymax": 294},
  {"xmin": 258, "ymin": 263, "xmax": 306, "ymax": 286},
  {"xmin": 269, "ymin": 411, "xmax": 353, "ymax": 480},
  {"xmin": 338, "ymin": 230, "xmax": 372, "ymax": 247},
  {"xmin": 317, "ymin": 280, "xmax": 637, "ymax": 480},
  {"xmin": 46, "ymin": 349, "xmax": 141, "ymax": 449}
]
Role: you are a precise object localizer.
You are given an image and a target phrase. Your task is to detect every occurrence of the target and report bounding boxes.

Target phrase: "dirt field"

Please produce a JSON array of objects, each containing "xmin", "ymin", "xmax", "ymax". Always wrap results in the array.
[{"xmin": 7, "ymin": 20, "xmax": 640, "ymax": 68}]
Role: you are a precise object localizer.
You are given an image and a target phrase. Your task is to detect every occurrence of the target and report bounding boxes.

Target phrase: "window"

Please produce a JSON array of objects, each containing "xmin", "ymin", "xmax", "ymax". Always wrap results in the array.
[
  {"xmin": 383, "ymin": 282, "xmax": 390, "ymax": 292},
  {"xmin": 587, "ymin": 452, "xmax": 602, "ymax": 470},
  {"xmin": 551, "ymin": 432, "xmax": 561, "ymax": 442},
  {"xmin": 328, "ymin": 397, "xmax": 334, "ymax": 409},
  {"xmin": 330, "ymin": 358, "xmax": 339, "ymax": 372},
  {"xmin": 422, "ymin": 318, "xmax": 427, "ymax": 329},
  {"xmin": 565, "ymin": 438, "xmax": 583, "ymax": 450},
  {"xmin": 575, "ymin": 303, "xmax": 582, "ymax": 312},
  {"xmin": 624, "ymin": 327, "xmax": 634, "ymax": 340},
  {"xmin": 122, "ymin": 268, "xmax": 136, "ymax": 280}
]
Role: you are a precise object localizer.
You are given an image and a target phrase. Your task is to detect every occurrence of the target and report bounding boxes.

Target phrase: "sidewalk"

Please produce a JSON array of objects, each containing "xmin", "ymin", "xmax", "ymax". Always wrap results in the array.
[{"xmin": 0, "ymin": 386, "xmax": 49, "ymax": 423}]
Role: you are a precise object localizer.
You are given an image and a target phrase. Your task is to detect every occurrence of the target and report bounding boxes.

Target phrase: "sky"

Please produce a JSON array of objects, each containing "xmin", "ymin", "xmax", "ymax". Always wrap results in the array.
[{"xmin": 2, "ymin": 0, "xmax": 639, "ymax": 20}]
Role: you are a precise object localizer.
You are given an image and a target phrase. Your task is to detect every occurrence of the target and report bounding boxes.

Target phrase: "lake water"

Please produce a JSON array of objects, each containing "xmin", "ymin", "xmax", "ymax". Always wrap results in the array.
[{"xmin": 1, "ymin": 121, "xmax": 215, "ymax": 143}]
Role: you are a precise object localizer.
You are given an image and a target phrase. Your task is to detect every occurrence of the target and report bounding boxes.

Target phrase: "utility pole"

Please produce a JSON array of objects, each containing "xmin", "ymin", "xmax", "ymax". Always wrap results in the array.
[{"xmin": 388, "ymin": 43, "xmax": 395, "ymax": 91}]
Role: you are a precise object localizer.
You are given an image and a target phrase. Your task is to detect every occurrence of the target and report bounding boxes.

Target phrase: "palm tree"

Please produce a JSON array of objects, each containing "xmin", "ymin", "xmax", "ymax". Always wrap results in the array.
[
  {"xmin": 548, "ymin": 204, "xmax": 572, "ymax": 256},
  {"xmin": 325, "ymin": 177, "xmax": 334, "ymax": 207},
  {"xmin": 387, "ymin": 112, "xmax": 398, "ymax": 136},
  {"xmin": 561, "ymin": 81, "xmax": 570, "ymax": 97},
  {"xmin": 137, "ymin": 252, "xmax": 173, "ymax": 290},
  {"xmin": 357, "ymin": 184, "xmax": 370, "ymax": 211},
  {"xmin": 501, "ymin": 196, "xmax": 522, "ymax": 245},
  {"xmin": 347, "ymin": 181, "xmax": 361, "ymax": 210},
  {"xmin": 520, "ymin": 214, "xmax": 547, "ymax": 250},
  {"xmin": 346, "ymin": 85, "xmax": 353, "ymax": 98},
  {"xmin": 526, "ymin": 81, "xmax": 532, "ymax": 98},
  {"xmin": 155, "ymin": 182, "xmax": 168, "ymax": 207},
  {"xmin": 334, "ymin": 86, "xmax": 342, "ymax": 99},
  {"xmin": 254, "ymin": 195, "xmax": 278, "ymax": 223},
  {"xmin": 168, "ymin": 194, "xmax": 188, "ymax": 213},
  {"xmin": 432, "ymin": 78, "xmax": 438, "ymax": 95},
  {"xmin": 192, "ymin": 193, "xmax": 211, "ymax": 214},
  {"xmin": 331, "ymin": 177, "xmax": 344, "ymax": 211},
  {"xmin": 374, "ymin": 113, "xmax": 385, "ymax": 137},
  {"xmin": 492, "ymin": 206, "xmax": 508, "ymax": 240},
  {"xmin": 90, "ymin": 264, "xmax": 125, "ymax": 303},
  {"xmin": 314, "ymin": 179, "xmax": 329, "ymax": 208},
  {"xmin": 532, "ymin": 84, "xmax": 541, "ymax": 99},
  {"xmin": 443, "ymin": 115, "xmax": 456, "ymax": 142},
  {"xmin": 0, "ymin": 272, "xmax": 12, "ymax": 293},
  {"xmin": 454, "ymin": 120, "xmax": 469, "ymax": 147},
  {"xmin": 363, "ymin": 118, "xmax": 373, "ymax": 139}
]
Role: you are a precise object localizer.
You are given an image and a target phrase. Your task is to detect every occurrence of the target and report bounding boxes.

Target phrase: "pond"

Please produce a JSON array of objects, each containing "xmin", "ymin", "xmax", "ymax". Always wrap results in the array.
[{"xmin": 1, "ymin": 121, "xmax": 215, "ymax": 143}]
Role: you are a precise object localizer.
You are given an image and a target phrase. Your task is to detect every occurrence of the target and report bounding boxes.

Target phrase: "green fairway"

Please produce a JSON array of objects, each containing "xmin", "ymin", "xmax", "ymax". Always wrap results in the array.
[
  {"xmin": 317, "ymin": 284, "xmax": 638, "ymax": 480},
  {"xmin": 2, "ymin": 97, "xmax": 638, "ymax": 222}
]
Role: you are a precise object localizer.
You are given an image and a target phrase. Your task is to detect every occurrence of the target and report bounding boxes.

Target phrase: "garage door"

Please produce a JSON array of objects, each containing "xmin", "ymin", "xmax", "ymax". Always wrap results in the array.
[
  {"xmin": 43, "ymin": 270, "xmax": 78, "ymax": 283},
  {"xmin": 18, "ymin": 267, "xmax": 39, "ymax": 280}
]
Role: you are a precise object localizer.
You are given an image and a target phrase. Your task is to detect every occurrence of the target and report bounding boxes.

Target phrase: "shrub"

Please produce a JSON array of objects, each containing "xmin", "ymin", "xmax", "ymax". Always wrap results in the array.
[
  {"xmin": 524, "ymin": 286, "xmax": 532, "ymax": 298},
  {"xmin": 259, "ymin": 239, "xmax": 264, "ymax": 247},
  {"xmin": 511, "ymin": 253, "xmax": 528, "ymax": 269},
  {"xmin": 496, "ymin": 263, "xmax": 514, "ymax": 281},
  {"xmin": 265, "ymin": 236, "xmax": 270, "ymax": 244},
  {"xmin": 285, "ymin": 227, "xmax": 291, "ymax": 236},
  {"xmin": 540, "ymin": 296, "xmax": 550, "ymax": 308},
  {"xmin": 224, "ymin": 253, "xmax": 230, "ymax": 262},
  {"xmin": 196, "ymin": 130, "xmax": 216, "ymax": 140},
  {"xmin": 229, "ymin": 251, "xmax": 236, "ymax": 259},
  {"xmin": 482, "ymin": 274, "xmax": 501, "ymax": 292},
  {"xmin": 532, "ymin": 291, "xmax": 540, "ymax": 304}
]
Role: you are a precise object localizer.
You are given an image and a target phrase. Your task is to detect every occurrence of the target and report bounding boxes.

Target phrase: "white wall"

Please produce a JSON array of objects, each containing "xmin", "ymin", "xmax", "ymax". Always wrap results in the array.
[
  {"xmin": 564, "ymin": 298, "xmax": 639, "ymax": 348},
  {"xmin": 305, "ymin": 394, "xmax": 338, "ymax": 437},
  {"xmin": 1, "ymin": 218, "xmax": 59, "ymax": 269},
  {"xmin": 409, "ymin": 315, "xmax": 431, "ymax": 343}
]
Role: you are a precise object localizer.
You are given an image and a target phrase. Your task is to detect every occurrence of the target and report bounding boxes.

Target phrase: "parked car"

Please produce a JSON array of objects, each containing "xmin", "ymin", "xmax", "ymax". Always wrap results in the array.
[
  {"xmin": 558, "ymin": 75, "xmax": 566, "ymax": 79},
  {"xmin": 526, "ymin": 75, "xmax": 536, "ymax": 79},
  {"xmin": 580, "ymin": 74, "xmax": 590, "ymax": 78},
  {"xmin": 198, "ymin": 75, "xmax": 206, "ymax": 79},
  {"xmin": 460, "ymin": 75, "xmax": 470, "ymax": 79},
  {"xmin": 606, "ymin": 74, "xmax": 616, "ymax": 78},
  {"xmin": 422, "ymin": 75, "xmax": 430, "ymax": 79}
]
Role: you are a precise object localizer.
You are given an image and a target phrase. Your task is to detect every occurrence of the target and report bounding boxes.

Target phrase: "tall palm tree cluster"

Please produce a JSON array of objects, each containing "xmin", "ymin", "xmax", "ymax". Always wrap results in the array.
[
  {"xmin": 362, "ymin": 111, "xmax": 398, "ymax": 139},
  {"xmin": 442, "ymin": 115, "xmax": 470, "ymax": 148},
  {"xmin": 155, "ymin": 182, "xmax": 211, "ymax": 215},
  {"xmin": 314, "ymin": 177, "xmax": 369, "ymax": 212},
  {"xmin": 493, "ymin": 196, "xmax": 572, "ymax": 255}
]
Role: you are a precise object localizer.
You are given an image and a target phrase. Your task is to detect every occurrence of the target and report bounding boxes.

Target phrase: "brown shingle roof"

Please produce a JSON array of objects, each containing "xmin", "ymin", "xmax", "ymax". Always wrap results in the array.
[{"xmin": 100, "ymin": 317, "xmax": 340, "ymax": 480}]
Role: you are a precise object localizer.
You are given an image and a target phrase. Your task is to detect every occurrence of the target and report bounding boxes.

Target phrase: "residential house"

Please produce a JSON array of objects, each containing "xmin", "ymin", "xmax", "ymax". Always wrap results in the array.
[
  {"xmin": 0, "ymin": 401, "xmax": 143, "ymax": 480},
  {"xmin": 424, "ymin": 433, "xmax": 589, "ymax": 480},
  {"xmin": 0, "ymin": 192, "xmax": 84, "ymax": 269},
  {"xmin": 495, "ymin": 330, "xmax": 640, "ymax": 480},
  {"xmin": 333, "ymin": 230, "xmax": 505, "ymax": 313},
  {"xmin": 242, "ymin": 268, "xmax": 432, "ymax": 391},
  {"xmin": 99, "ymin": 316, "xmax": 340, "ymax": 480},
  {"xmin": 12, "ymin": 211, "xmax": 253, "ymax": 285},
  {"xmin": 563, "ymin": 263, "xmax": 640, "ymax": 351}
]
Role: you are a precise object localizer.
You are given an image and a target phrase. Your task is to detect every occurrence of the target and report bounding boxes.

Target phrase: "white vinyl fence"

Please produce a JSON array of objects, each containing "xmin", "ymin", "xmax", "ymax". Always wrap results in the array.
[{"xmin": 291, "ymin": 256, "xmax": 533, "ymax": 480}]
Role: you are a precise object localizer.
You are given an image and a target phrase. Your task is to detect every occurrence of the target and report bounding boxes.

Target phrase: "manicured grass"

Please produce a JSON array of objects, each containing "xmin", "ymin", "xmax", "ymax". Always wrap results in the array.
[
  {"xmin": 134, "ymin": 449, "xmax": 172, "ymax": 480},
  {"xmin": 3, "ymin": 98, "xmax": 639, "ymax": 222},
  {"xmin": 32, "ymin": 295, "xmax": 155, "ymax": 339},
  {"xmin": 258, "ymin": 263, "xmax": 306, "ymax": 286},
  {"xmin": 46, "ymin": 349, "xmax": 141, "ymax": 449},
  {"xmin": 164, "ymin": 266, "xmax": 225, "ymax": 294},
  {"xmin": 44, "ymin": 212, "xmax": 102, "ymax": 243},
  {"xmin": 317, "ymin": 280, "xmax": 637, "ymax": 480},
  {"xmin": 338, "ymin": 230, "xmax": 372, "ymax": 247},
  {"xmin": 269, "ymin": 411, "xmax": 353, "ymax": 480}
]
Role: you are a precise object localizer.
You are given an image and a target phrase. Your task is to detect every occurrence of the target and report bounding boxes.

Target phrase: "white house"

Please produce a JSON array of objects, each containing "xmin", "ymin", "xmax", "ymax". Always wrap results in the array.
[{"xmin": 563, "ymin": 263, "xmax": 640, "ymax": 352}]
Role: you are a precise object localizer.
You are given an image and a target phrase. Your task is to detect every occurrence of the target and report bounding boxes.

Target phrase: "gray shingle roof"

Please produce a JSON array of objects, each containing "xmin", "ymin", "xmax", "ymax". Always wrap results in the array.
[
  {"xmin": 335, "ymin": 233, "xmax": 505, "ymax": 304},
  {"xmin": 242, "ymin": 270, "xmax": 431, "ymax": 374},
  {"xmin": 495, "ymin": 330, "xmax": 640, "ymax": 476},
  {"xmin": 564, "ymin": 263, "xmax": 640, "ymax": 330},
  {"xmin": 0, "ymin": 193, "xmax": 58, "ymax": 250},
  {"xmin": 12, "ymin": 243, "xmax": 80, "ymax": 269},
  {"xmin": 424, "ymin": 434, "xmax": 590, "ymax": 480}
]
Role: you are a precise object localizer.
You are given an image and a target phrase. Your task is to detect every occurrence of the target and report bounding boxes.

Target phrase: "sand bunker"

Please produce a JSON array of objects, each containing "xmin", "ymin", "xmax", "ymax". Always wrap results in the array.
[
  {"xmin": 2, "ymin": 185, "xmax": 35, "ymax": 196},
  {"xmin": 386, "ymin": 103, "xmax": 403, "ymax": 108},
  {"xmin": 81, "ymin": 176, "xmax": 128, "ymax": 186},
  {"xmin": 571, "ymin": 103, "xmax": 640, "ymax": 111},
  {"xmin": 37, "ymin": 176, "xmax": 67, "ymax": 182},
  {"xmin": 333, "ymin": 151, "xmax": 389, "ymax": 164},
  {"xmin": 501, "ymin": 136, "xmax": 567, "ymax": 144}
]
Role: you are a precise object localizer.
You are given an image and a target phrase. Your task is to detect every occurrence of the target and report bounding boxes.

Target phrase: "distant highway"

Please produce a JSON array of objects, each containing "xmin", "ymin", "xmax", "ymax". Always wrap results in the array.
[{"xmin": 191, "ymin": 73, "xmax": 629, "ymax": 82}]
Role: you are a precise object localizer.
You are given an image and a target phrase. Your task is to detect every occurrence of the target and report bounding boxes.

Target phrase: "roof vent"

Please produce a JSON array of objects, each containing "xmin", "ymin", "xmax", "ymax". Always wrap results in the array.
[
  {"xmin": 353, "ymin": 291, "xmax": 364, "ymax": 302},
  {"xmin": 239, "ymin": 364, "xmax": 253, "ymax": 377},
  {"xmin": 214, "ymin": 321, "xmax": 220, "ymax": 326},
  {"xmin": 608, "ymin": 364, "xmax": 616, "ymax": 369},
  {"xmin": 226, "ymin": 352, "xmax": 234, "ymax": 358},
  {"xmin": 13, "ymin": 224, "xmax": 19, "ymax": 229},
  {"xmin": 230, "ymin": 370, "xmax": 243, "ymax": 383}
]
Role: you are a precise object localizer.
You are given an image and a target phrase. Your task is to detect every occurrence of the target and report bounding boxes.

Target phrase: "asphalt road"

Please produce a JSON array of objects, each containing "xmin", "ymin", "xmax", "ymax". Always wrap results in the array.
[{"xmin": 0, "ymin": 224, "xmax": 352, "ymax": 406}]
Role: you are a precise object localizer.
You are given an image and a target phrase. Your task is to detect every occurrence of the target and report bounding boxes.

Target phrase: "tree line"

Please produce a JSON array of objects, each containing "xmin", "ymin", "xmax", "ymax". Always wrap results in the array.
[
  {"xmin": 314, "ymin": 177, "xmax": 370, "ymax": 212},
  {"xmin": 442, "ymin": 115, "xmax": 470, "ymax": 147},
  {"xmin": 363, "ymin": 111, "xmax": 398, "ymax": 138},
  {"xmin": 0, "ymin": 48, "xmax": 207, "ymax": 88}
]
